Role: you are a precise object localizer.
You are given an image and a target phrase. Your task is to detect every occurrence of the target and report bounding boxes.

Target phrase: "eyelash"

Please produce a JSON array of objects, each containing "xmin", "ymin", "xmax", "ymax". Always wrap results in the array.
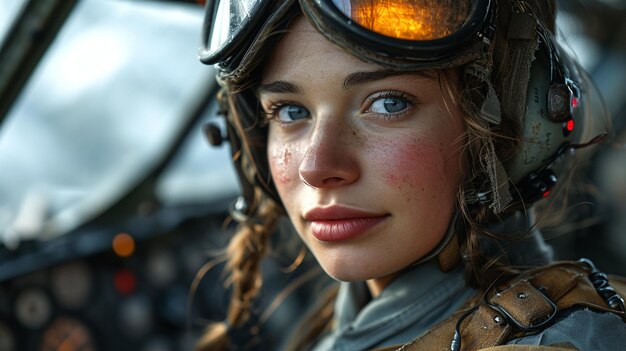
[
  {"xmin": 365, "ymin": 91, "xmax": 417, "ymax": 118},
  {"xmin": 262, "ymin": 100, "xmax": 296, "ymax": 122}
]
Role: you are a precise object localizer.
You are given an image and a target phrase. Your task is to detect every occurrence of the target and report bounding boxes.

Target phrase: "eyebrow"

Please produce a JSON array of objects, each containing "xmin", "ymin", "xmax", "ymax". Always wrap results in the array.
[
  {"xmin": 257, "ymin": 80, "xmax": 302, "ymax": 95},
  {"xmin": 342, "ymin": 70, "xmax": 437, "ymax": 91},
  {"xmin": 257, "ymin": 69, "xmax": 437, "ymax": 95}
]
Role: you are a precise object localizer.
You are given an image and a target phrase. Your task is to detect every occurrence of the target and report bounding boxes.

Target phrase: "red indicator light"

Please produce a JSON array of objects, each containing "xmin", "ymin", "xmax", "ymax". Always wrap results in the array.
[
  {"xmin": 571, "ymin": 96, "xmax": 579, "ymax": 109},
  {"xmin": 114, "ymin": 269, "xmax": 136, "ymax": 295},
  {"xmin": 566, "ymin": 119, "xmax": 575, "ymax": 132},
  {"xmin": 542, "ymin": 190, "xmax": 551, "ymax": 198}
]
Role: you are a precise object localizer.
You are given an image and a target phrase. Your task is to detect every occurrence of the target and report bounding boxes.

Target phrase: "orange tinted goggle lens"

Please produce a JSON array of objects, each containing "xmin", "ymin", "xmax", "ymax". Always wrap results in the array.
[{"xmin": 332, "ymin": 0, "xmax": 471, "ymax": 40}]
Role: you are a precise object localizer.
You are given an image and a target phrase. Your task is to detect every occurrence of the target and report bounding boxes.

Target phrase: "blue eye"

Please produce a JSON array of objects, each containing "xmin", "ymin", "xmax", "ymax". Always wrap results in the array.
[
  {"xmin": 277, "ymin": 105, "xmax": 310, "ymax": 122},
  {"xmin": 370, "ymin": 96, "xmax": 409, "ymax": 114}
]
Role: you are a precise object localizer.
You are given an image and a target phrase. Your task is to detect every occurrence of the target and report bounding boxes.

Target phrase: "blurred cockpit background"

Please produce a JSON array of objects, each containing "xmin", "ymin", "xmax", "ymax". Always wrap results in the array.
[{"xmin": 0, "ymin": 0, "xmax": 624, "ymax": 350}]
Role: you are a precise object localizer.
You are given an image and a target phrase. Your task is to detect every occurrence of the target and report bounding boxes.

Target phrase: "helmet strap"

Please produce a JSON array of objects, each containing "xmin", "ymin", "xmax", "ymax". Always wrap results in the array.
[
  {"xmin": 464, "ymin": 4, "xmax": 542, "ymax": 215},
  {"xmin": 463, "ymin": 45, "xmax": 513, "ymax": 213},
  {"xmin": 431, "ymin": 210, "xmax": 464, "ymax": 272},
  {"xmin": 498, "ymin": 11, "xmax": 540, "ymax": 129},
  {"xmin": 437, "ymin": 232, "xmax": 461, "ymax": 273}
]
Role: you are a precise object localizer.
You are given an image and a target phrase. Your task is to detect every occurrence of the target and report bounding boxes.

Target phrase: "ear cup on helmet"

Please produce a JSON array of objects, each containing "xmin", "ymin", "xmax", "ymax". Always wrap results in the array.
[{"xmin": 504, "ymin": 39, "xmax": 609, "ymax": 205}]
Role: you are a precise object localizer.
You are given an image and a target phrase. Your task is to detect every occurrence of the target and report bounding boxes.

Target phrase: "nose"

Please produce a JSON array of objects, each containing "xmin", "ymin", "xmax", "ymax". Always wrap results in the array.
[{"xmin": 298, "ymin": 120, "xmax": 359, "ymax": 189}]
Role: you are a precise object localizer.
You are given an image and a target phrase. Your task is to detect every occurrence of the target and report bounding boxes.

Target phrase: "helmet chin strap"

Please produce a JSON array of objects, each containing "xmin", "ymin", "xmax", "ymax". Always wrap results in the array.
[
  {"xmin": 437, "ymin": 228, "xmax": 463, "ymax": 273},
  {"xmin": 407, "ymin": 210, "xmax": 463, "ymax": 273}
]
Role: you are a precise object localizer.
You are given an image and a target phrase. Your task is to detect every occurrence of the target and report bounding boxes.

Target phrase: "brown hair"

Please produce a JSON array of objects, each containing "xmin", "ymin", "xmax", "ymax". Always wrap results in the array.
[{"xmin": 196, "ymin": 1, "xmax": 560, "ymax": 350}]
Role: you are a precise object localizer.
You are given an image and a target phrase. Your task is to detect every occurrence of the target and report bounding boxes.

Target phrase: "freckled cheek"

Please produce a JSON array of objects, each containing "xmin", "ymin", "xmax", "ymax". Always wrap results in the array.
[
  {"xmin": 268, "ymin": 143, "xmax": 293, "ymax": 186},
  {"xmin": 377, "ymin": 140, "xmax": 455, "ymax": 192},
  {"xmin": 268, "ymin": 140, "xmax": 307, "ymax": 192}
]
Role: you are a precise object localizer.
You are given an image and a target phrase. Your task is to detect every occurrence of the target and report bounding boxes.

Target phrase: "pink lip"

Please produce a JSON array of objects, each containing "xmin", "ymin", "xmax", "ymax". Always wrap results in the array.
[{"xmin": 304, "ymin": 206, "xmax": 389, "ymax": 242}]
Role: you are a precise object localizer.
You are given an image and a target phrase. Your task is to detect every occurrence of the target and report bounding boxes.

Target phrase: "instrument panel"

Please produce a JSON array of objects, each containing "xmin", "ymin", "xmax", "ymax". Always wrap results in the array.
[{"xmin": 0, "ymin": 207, "xmax": 235, "ymax": 351}]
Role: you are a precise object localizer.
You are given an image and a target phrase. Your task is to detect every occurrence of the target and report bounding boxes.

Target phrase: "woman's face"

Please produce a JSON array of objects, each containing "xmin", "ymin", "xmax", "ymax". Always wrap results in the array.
[{"xmin": 260, "ymin": 17, "xmax": 465, "ymax": 292}]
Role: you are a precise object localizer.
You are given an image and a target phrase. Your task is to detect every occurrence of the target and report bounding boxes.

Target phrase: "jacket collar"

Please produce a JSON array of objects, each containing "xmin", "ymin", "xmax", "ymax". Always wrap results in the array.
[{"xmin": 314, "ymin": 262, "xmax": 474, "ymax": 351}]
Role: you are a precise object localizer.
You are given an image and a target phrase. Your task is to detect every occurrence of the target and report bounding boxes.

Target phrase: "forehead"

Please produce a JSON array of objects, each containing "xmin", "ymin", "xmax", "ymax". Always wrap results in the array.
[{"xmin": 261, "ymin": 16, "xmax": 380, "ymax": 84}]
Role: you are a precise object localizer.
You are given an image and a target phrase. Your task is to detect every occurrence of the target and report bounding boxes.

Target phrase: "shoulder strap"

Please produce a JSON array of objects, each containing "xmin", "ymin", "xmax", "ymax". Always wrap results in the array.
[{"xmin": 375, "ymin": 260, "xmax": 625, "ymax": 351}]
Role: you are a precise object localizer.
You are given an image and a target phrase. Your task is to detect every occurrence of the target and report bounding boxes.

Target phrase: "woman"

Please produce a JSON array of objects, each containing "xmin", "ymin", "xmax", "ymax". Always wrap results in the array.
[{"xmin": 197, "ymin": 0, "xmax": 626, "ymax": 350}]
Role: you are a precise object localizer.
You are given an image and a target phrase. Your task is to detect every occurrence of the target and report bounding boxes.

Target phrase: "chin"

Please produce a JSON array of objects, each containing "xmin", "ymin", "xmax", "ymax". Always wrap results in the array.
[
  {"xmin": 316, "ymin": 257, "xmax": 391, "ymax": 283},
  {"xmin": 323, "ymin": 270, "xmax": 366, "ymax": 283}
]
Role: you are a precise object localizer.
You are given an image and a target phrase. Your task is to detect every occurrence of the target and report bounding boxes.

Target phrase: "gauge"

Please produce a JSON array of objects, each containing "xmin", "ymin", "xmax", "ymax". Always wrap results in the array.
[
  {"xmin": 0, "ymin": 321, "xmax": 16, "ymax": 351},
  {"xmin": 119, "ymin": 294, "xmax": 153, "ymax": 338},
  {"xmin": 41, "ymin": 316, "xmax": 97, "ymax": 351},
  {"xmin": 14, "ymin": 288, "xmax": 52, "ymax": 329},
  {"xmin": 51, "ymin": 262, "xmax": 93, "ymax": 309},
  {"xmin": 146, "ymin": 248, "xmax": 176, "ymax": 287}
]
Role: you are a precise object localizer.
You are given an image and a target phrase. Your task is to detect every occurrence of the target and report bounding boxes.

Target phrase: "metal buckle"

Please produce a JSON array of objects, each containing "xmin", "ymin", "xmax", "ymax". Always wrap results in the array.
[{"xmin": 488, "ymin": 284, "xmax": 559, "ymax": 332}]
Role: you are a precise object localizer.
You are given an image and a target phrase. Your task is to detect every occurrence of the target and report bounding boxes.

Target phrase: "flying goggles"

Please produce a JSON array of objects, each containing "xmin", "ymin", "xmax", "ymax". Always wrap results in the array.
[{"xmin": 200, "ymin": 0, "xmax": 496, "ymax": 72}]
